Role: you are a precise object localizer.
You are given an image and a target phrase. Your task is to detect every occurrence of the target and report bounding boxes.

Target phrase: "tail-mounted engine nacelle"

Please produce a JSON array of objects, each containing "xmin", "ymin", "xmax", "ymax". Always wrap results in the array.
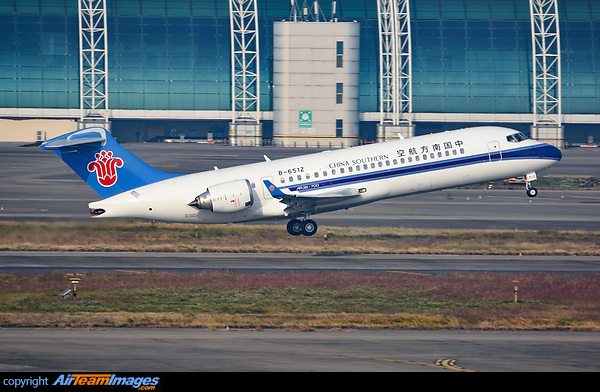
[{"xmin": 189, "ymin": 179, "xmax": 254, "ymax": 213}]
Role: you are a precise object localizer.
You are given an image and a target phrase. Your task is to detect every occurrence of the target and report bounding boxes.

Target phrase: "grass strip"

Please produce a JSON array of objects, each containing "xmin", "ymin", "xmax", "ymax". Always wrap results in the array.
[
  {"xmin": 0, "ymin": 221, "xmax": 599, "ymax": 255},
  {"xmin": 1, "ymin": 271, "xmax": 599, "ymax": 330}
]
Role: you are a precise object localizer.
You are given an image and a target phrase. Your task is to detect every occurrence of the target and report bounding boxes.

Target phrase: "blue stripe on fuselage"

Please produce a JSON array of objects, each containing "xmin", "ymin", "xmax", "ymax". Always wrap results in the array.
[{"xmin": 283, "ymin": 144, "xmax": 560, "ymax": 194}]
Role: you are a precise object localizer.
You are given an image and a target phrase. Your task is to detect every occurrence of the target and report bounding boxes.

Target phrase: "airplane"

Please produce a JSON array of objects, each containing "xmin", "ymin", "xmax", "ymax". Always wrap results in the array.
[{"xmin": 41, "ymin": 126, "xmax": 562, "ymax": 236}]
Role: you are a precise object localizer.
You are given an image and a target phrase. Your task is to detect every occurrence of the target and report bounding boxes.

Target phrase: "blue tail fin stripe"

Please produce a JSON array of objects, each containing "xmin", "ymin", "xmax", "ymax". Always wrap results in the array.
[{"xmin": 42, "ymin": 127, "xmax": 177, "ymax": 199}]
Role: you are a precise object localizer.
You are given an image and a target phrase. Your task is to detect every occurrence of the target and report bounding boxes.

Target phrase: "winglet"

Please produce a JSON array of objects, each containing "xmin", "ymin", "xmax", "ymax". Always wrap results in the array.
[{"xmin": 263, "ymin": 180, "xmax": 288, "ymax": 198}]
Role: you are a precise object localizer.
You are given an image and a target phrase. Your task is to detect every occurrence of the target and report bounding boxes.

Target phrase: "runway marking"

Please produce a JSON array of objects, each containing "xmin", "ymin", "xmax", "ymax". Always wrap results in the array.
[
  {"xmin": 115, "ymin": 269, "xmax": 146, "ymax": 274},
  {"xmin": 434, "ymin": 358, "xmax": 476, "ymax": 372},
  {"xmin": 377, "ymin": 357, "xmax": 476, "ymax": 372},
  {"xmin": 387, "ymin": 270, "xmax": 430, "ymax": 276}
]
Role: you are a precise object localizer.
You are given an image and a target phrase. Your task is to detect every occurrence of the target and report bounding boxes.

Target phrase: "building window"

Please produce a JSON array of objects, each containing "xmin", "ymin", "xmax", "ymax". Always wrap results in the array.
[
  {"xmin": 336, "ymin": 41, "xmax": 343, "ymax": 68},
  {"xmin": 336, "ymin": 119, "xmax": 343, "ymax": 138},
  {"xmin": 336, "ymin": 83, "xmax": 343, "ymax": 103}
]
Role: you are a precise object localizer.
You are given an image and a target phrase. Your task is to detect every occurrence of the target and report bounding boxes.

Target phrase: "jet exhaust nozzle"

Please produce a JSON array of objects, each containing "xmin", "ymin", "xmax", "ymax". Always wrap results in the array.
[{"xmin": 89, "ymin": 208, "xmax": 106, "ymax": 217}]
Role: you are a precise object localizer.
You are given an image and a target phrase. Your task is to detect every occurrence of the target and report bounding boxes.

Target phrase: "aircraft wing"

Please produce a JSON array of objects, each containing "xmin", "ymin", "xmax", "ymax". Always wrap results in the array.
[{"xmin": 263, "ymin": 180, "xmax": 360, "ymax": 215}]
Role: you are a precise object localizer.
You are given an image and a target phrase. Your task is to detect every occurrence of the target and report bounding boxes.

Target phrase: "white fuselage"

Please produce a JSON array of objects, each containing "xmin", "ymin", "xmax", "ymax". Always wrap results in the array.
[{"xmin": 88, "ymin": 126, "xmax": 561, "ymax": 224}]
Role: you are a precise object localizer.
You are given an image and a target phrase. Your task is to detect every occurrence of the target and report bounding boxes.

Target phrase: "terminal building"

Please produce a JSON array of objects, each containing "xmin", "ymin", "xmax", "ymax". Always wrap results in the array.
[{"xmin": 0, "ymin": 0, "xmax": 598, "ymax": 147}]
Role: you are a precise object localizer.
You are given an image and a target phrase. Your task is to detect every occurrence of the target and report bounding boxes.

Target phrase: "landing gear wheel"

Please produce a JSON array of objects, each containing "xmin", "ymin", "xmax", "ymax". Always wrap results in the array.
[
  {"xmin": 287, "ymin": 219, "xmax": 303, "ymax": 236},
  {"xmin": 526, "ymin": 187, "xmax": 538, "ymax": 198},
  {"xmin": 287, "ymin": 219, "xmax": 318, "ymax": 236},
  {"xmin": 301, "ymin": 219, "xmax": 318, "ymax": 236}
]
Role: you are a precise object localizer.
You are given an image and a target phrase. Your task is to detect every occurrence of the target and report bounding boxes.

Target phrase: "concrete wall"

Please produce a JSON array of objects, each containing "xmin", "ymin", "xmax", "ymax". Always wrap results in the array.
[
  {"xmin": 273, "ymin": 21, "xmax": 360, "ymax": 148},
  {"xmin": 0, "ymin": 119, "xmax": 77, "ymax": 142}
]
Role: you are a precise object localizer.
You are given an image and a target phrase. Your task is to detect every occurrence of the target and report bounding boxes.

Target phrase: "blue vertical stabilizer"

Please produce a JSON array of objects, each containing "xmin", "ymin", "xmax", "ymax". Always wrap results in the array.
[{"xmin": 41, "ymin": 127, "xmax": 177, "ymax": 198}]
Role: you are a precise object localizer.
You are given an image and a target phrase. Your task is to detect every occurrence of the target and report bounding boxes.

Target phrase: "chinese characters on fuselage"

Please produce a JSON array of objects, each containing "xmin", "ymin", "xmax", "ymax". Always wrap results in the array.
[{"xmin": 397, "ymin": 140, "xmax": 464, "ymax": 158}]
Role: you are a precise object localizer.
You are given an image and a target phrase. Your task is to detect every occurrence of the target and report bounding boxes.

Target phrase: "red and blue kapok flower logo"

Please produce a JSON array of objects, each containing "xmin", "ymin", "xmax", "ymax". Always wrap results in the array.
[{"xmin": 87, "ymin": 150, "xmax": 124, "ymax": 187}]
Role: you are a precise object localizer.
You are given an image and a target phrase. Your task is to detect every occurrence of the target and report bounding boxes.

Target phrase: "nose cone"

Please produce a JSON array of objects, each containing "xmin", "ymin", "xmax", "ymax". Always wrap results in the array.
[{"xmin": 545, "ymin": 144, "xmax": 562, "ymax": 162}]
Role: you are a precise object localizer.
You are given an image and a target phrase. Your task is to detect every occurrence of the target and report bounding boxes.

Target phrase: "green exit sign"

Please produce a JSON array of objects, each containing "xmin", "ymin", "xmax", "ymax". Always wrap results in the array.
[{"xmin": 299, "ymin": 111, "xmax": 312, "ymax": 128}]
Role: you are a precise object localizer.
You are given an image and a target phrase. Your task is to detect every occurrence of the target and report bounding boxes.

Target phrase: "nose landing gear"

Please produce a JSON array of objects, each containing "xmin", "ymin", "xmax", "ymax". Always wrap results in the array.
[
  {"xmin": 526, "ymin": 184, "xmax": 538, "ymax": 198},
  {"xmin": 287, "ymin": 218, "xmax": 318, "ymax": 236},
  {"xmin": 525, "ymin": 172, "xmax": 538, "ymax": 198}
]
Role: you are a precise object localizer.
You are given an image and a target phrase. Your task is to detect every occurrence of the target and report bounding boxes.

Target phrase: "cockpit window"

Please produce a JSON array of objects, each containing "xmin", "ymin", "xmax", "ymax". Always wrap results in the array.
[{"xmin": 506, "ymin": 132, "xmax": 530, "ymax": 143}]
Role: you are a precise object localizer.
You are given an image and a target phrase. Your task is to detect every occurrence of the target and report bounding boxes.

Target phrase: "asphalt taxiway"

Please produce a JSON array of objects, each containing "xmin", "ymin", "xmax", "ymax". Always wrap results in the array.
[
  {"xmin": 1, "ymin": 251, "xmax": 599, "ymax": 274},
  {"xmin": 1, "ymin": 328, "xmax": 598, "ymax": 372}
]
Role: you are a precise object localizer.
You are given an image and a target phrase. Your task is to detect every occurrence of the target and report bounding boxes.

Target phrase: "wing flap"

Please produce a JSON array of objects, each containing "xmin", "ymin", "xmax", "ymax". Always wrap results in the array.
[{"xmin": 298, "ymin": 188, "xmax": 360, "ymax": 199}]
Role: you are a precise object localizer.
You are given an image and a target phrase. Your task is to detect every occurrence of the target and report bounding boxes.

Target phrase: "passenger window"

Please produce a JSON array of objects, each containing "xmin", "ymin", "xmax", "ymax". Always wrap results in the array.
[
  {"xmin": 340, "ymin": 168, "xmax": 345, "ymax": 174},
  {"xmin": 331, "ymin": 169, "xmax": 336, "ymax": 175},
  {"xmin": 280, "ymin": 178, "xmax": 285, "ymax": 184},
  {"xmin": 314, "ymin": 172, "xmax": 319, "ymax": 178},
  {"xmin": 348, "ymin": 166, "xmax": 353, "ymax": 172}
]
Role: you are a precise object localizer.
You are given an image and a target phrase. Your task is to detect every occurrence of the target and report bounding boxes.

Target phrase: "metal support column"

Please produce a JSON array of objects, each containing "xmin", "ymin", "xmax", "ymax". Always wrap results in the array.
[
  {"xmin": 529, "ymin": 0, "xmax": 563, "ymax": 147},
  {"xmin": 229, "ymin": 0, "xmax": 262, "ymax": 146},
  {"xmin": 377, "ymin": 0, "xmax": 413, "ymax": 142},
  {"xmin": 78, "ymin": 0, "xmax": 109, "ymax": 130}
]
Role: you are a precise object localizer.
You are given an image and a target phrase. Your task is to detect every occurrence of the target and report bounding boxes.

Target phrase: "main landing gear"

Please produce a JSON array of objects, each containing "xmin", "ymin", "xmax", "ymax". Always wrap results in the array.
[{"xmin": 287, "ymin": 218, "xmax": 318, "ymax": 236}]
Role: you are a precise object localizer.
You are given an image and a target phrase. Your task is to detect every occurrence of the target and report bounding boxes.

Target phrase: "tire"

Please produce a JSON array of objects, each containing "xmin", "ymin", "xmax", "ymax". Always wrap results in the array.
[
  {"xmin": 287, "ymin": 219, "xmax": 303, "ymax": 236},
  {"xmin": 301, "ymin": 220, "xmax": 318, "ymax": 236},
  {"xmin": 526, "ymin": 187, "xmax": 538, "ymax": 198}
]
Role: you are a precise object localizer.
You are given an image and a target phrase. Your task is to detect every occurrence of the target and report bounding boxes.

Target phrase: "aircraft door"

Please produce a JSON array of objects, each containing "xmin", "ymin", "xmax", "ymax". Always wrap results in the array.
[
  {"xmin": 261, "ymin": 176, "xmax": 274, "ymax": 199},
  {"xmin": 488, "ymin": 141, "xmax": 502, "ymax": 162}
]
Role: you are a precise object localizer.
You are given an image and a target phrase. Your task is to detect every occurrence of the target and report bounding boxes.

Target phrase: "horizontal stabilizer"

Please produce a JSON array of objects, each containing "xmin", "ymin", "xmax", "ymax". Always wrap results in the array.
[{"xmin": 41, "ymin": 128, "xmax": 107, "ymax": 149}]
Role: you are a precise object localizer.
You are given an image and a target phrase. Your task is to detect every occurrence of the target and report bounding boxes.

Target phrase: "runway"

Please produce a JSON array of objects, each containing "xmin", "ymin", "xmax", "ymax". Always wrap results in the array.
[
  {"xmin": 1, "ymin": 328, "xmax": 598, "ymax": 372},
  {"xmin": 1, "ymin": 251, "xmax": 599, "ymax": 274}
]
